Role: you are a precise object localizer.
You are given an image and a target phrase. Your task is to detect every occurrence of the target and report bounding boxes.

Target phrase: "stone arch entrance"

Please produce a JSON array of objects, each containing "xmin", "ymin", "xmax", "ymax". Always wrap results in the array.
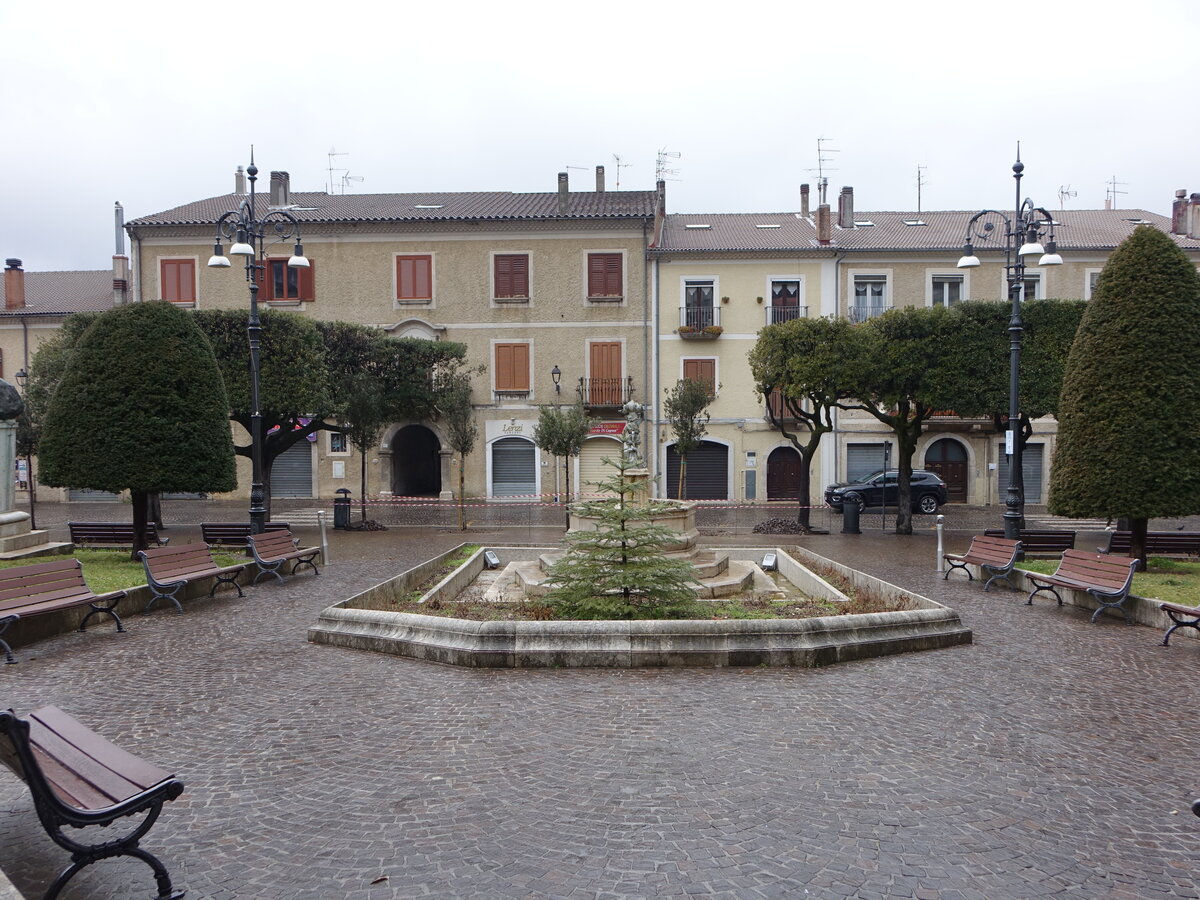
[
  {"xmin": 766, "ymin": 446, "xmax": 802, "ymax": 500},
  {"xmin": 391, "ymin": 425, "xmax": 442, "ymax": 497},
  {"xmin": 924, "ymin": 437, "xmax": 968, "ymax": 503}
]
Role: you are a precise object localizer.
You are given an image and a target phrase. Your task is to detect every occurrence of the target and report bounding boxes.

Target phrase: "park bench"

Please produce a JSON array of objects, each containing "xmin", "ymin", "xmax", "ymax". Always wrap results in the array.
[
  {"xmin": 138, "ymin": 542, "xmax": 247, "ymax": 614},
  {"xmin": 0, "ymin": 558, "xmax": 126, "ymax": 664},
  {"xmin": 248, "ymin": 529, "xmax": 320, "ymax": 584},
  {"xmin": 1025, "ymin": 549, "xmax": 1140, "ymax": 623},
  {"xmin": 68, "ymin": 521, "xmax": 168, "ymax": 548},
  {"xmin": 943, "ymin": 535, "xmax": 1023, "ymax": 591},
  {"xmin": 1098, "ymin": 530, "xmax": 1200, "ymax": 557},
  {"xmin": 984, "ymin": 528, "xmax": 1076, "ymax": 554},
  {"xmin": 0, "ymin": 705, "xmax": 185, "ymax": 900},
  {"xmin": 200, "ymin": 520, "xmax": 291, "ymax": 547},
  {"xmin": 1159, "ymin": 600, "xmax": 1200, "ymax": 647}
]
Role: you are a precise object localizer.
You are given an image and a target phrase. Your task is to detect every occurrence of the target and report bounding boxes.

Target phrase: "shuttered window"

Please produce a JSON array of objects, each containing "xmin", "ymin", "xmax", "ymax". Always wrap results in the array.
[
  {"xmin": 494, "ymin": 254, "xmax": 529, "ymax": 301},
  {"xmin": 160, "ymin": 259, "xmax": 196, "ymax": 303},
  {"xmin": 587, "ymin": 253, "xmax": 622, "ymax": 300},
  {"xmin": 396, "ymin": 255, "xmax": 433, "ymax": 301},
  {"xmin": 257, "ymin": 258, "xmax": 315, "ymax": 301},
  {"xmin": 494, "ymin": 343, "xmax": 530, "ymax": 394},
  {"xmin": 682, "ymin": 359, "xmax": 716, "ymax": 395}
]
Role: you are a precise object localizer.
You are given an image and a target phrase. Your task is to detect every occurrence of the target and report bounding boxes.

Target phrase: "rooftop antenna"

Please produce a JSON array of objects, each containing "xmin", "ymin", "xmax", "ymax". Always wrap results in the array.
[
  {"xmin": 655, "ymin": 148, "xmax": 682, "ymax": 182},
  {"xmin": 916, "ymin": 164, "xmax": 928, "ymax": 213},
  {"xmin": 1104, "ymin": 175, "xmax": 1127, "ymax": 210},
  {"xmin": 327, "ymin": 147, "xmax": 349, "ymax": 194},
  {"xmin": 612, "ymin": 153, "xmax": 632, "ymax": 189},
  {"xmin": 1057, "ymin": 184, "xmax": 1077, "ymax": 210},
  {"xmin": 340, "ymin": 172, "xmax": 364, "ymax": 194},
  {"xmin": 805, "ymin": 137, "xmax": 839, "ymax": 204}
]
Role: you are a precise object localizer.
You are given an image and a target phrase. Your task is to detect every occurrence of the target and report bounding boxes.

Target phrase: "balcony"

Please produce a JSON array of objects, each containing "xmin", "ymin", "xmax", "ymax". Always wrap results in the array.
[
  {"xmin": 848, "ymin": 304, "xmax": 891, "ymax": 323},
  {"xmin": 765, "ymin": 305, "xmax": 807, "ymax": 326},
  {"xmin": 678, "ymin": 305, "xmax": 722, "ymax": 339},
  {"xmin": 578, "ymin": 376, "xmax": 634, "ymax": 409}
]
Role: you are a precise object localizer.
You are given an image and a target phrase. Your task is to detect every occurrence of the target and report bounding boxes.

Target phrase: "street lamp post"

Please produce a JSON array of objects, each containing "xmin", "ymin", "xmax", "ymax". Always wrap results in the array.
[
  {"xmin": 13, "ymin": 368, "xmax": 34, "ymax": 530},
  {"xmin": 957, "ymin": 154, "xmax": 1063, "ymax": 540},
  {"xmin": 207, "ymin": 160, "xmax": 309, "ymax": 533}
]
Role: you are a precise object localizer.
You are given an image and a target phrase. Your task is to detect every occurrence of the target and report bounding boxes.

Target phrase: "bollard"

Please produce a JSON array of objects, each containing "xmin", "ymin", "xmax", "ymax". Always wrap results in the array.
[
  {"xmin": 317, "ymin": 509, "xmax": 330, "ymax": 566},
  {"xmin": 841, "ymin": 502, "xmax": 860, "ymax": 535},
  {"xmin": 935, "ymin": 514, "xmax": 945, "ymax": 573}
]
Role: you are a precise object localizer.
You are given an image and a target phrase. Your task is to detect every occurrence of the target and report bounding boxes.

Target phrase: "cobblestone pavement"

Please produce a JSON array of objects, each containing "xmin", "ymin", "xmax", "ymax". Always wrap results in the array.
[{"xmin": 0, "ymin": 504, "xmax": 1198, "ymax": 899}]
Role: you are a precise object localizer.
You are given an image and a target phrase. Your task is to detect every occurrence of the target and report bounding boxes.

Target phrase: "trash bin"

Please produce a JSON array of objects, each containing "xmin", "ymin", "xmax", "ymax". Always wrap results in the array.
[
  {"xmin": 841, "ymin": 502, "xmax": 860, "ymax": 535},
  {"xmin": 334, "ymin": 488, "xmax": 352, "ymax": 530}
]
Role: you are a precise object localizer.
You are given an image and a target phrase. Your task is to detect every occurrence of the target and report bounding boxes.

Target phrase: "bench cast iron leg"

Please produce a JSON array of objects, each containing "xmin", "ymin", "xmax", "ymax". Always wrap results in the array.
[
  {"xmin": 209, "ymin": 572, "xmax": 245, "ymax": 598},
  {"xmin": 144, "ymin": 584, "xmax": 185, "ymax": 615},
  {"xmin": 1161, "ymin": 609, "xmax": 1200, "ymax": 646},
  {"xmin": 291, "ymin": 554, "xmax": 320, "ymax": 578},
  {"xmin": 982, "ymin": 566, "xmax": 1018, "ymax": 592},
  {"xmin": 0, "ymin": 615, "xmax": 16, "ymax": 664},
  {"xmin": 79, "ymin": 596, "xmax": 126, "ymax": 633},
  {"xmin": 1026, "ymin": 580, "xmax": 1062, "ymax": 607},
  {"xmin": 943, "ymin": 560, "xmax": 972, "ymax": 582},
  {"xmin": 44, "ymin": 846, "xmax": 184, "ymax": 900},
  {"xmin": 1088, "ymin": 589, "xmax": 1131, "ymax": 625}
]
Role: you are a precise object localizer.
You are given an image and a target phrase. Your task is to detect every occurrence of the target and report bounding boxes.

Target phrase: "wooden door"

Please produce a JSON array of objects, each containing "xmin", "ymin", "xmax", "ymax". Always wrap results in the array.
[
  {"xmin": 766, "ymin": 446, "xmax": 802, "ymax": 500},
  {"xmin": 589, "ymin": 342, "xmax": 622, "ymax": 406},
  {"xmin": 925, "ymin": 438, "xmax": 967, "ymax": 503}
]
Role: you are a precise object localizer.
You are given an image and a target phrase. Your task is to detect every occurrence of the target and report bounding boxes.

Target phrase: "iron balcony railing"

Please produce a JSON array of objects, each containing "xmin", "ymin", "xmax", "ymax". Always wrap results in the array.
[
  {"xmin": 679, "ymin": 305, "xmax": 720, "ymax": 330},
  {"xmin": 848, "ymin": 304, "xmax": 891, "ymax": 323},
  {"xmin": 765, "ymin": 305, "xmax": 807, "ymax": 325},
  {"xmin": 578, "ymin": 376, "xmax": 634, "ymax": 408}
]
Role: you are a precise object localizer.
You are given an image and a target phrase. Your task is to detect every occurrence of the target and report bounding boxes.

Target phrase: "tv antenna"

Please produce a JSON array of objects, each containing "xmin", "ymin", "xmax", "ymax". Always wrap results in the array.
[
  {"xmin": 340, "ymin": 172, "xmax": 364, "ymax": 194},
  {"xmin": 1057, "ymin": 184, "xmax": 1077, "ymax": 209},
  {"xmin": 326, "ymin": 147, "xmax": 349, "ymax": 194},
  {"xmin": 1104, "ymin": 175, "xmax": 1127, "ymax": 209},
  {"xmin": 916, "ymin": 164, "xmax": 928, "ymax": 213},
  {"xmin": 805, "ymin": 137, "xmax": 839, "ymax": 204},
  {"xmin": 655, "ymin": 148, "xmax": 682, "ymax": 182},
  {"xmin": 612, "ymin": 153, "xmax": 632, "ymax": 189}
]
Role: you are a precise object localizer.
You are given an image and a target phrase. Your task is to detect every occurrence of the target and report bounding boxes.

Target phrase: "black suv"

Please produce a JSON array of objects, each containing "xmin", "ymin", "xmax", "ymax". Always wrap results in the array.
[{"xmin": 824, "ymin": 469, "xmax": 948, "ymax": 515}]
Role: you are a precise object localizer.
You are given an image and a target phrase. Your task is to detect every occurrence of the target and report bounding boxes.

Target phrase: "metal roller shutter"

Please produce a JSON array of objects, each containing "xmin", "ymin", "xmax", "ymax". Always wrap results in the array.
[
  {"xmin": 997, "ymin": 442, "xmax": 1044, "ymax": 503},
  {"xmin": 492, "ymin": 437, "xmax": 536, "ymax": 497},
  {"xmin": 665, "ymin": 440, "xmax": 728, "ymax": 500},
  {"xmin": 68, "ymin": 488, "xmax": 119, "ymax": 502},
  {"xmin": 578, "ymin": 437, "xmax": 621, "ymax": 498},
  {"xmin": 846, "ymin": 443, "xmax": 889, "ymax": 482},
  {"xmin": 270, "ymin": 440, "xmax": 314, "ymax": 499}
]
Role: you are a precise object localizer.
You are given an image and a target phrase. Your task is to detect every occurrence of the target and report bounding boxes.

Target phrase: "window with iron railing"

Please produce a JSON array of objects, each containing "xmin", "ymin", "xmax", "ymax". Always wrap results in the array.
[
  {"xmin": 679, "ymin": 305, "xmax": 720, "ymax": 330},
  {"xmin": 579, "ymin": 376, "xmax": 633, "ymax": 407},
  {"xmin": 765, "ymin": 305, "xmax": 806, "ymax": 325}
]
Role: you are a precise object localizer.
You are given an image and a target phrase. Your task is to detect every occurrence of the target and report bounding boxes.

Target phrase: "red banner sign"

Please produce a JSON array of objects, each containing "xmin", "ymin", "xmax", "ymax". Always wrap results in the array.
[{"xmin": 589, "ymin": 422, "xmax": 626, "ymax": 436}]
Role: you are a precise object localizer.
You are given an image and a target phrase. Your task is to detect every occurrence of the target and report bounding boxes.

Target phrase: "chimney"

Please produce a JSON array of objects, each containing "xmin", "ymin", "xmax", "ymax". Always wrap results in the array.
[
  {"xmin": 235, "ymin": 165, "xmax": 246, "ymax": 195},
  {"xmin": 270, "ymin": 171, "xmax": 290, "ymax": 207},
  {"xmin": 557, "ymin": 172, "xmax": 569, "ymax": 214},
  {"xmin": 816, "ymin": 205, "xmax": 832, "ymax": 245},
  {"xmin": 4, "ymin": 259, "xmax": 25, "ymax": 311},
  {"xmin": 595, "ymin": 165, "xmax": 606, "ymax": 193},
  {"xmin": 113, "ymin": 202, "xmax": 129, "ymax": 305},
  {"xmin": 1171, "ymin": 189, "xmax": 1188, "ymax": 235},
  {"xmin": 800, "ymin": 183, "xmax": 810, "ymax": 218},
  {"xmin": 838, "ymin": 186, "xmax": 854, "ymax": 228},
  {"xmin": 1190, "ymin": 193, "xmax": 1200, "ymax": 240},
  {"xmin": 656, "ymin": 179, "xmax": 667, "ymax": 212}
]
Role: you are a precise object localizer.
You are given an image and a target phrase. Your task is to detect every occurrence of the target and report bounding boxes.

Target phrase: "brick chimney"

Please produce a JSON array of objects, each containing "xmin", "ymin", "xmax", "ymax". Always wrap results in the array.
[
  {"xmin": 800, "ymin": 183, "xmax": 810, "ymax": 218},
  {"xmin": 270, "ymin": 171, "xmax": 290, "ymax": 207},
  {"xmin": 595, "ymin": 165, "xmax": 605, "ymax": 193},
  {"xmin": 235, "ymin": 165, "xmax": 246, "ymax": 195},
  {"xmin": 4, "ymin": 259, "xmax": 25, "ymax": 310},
  {"xmin": 557, "ymin": 172, "xmax": 569, "ymax": 214},
  {"xmin": 838, "ymin": 186, "xmax": 854, "ymax": 228},
  {"xmin": 816, "ymin": 205, "xmax": 832, "ymax": 245},
  {"xmin": 1190, "ymin": 193, "xmax": 1200, "ymax": 240},
  {"xmin": 1171, "ymin": 189, "xmax": 1188, "ymax": 235}
]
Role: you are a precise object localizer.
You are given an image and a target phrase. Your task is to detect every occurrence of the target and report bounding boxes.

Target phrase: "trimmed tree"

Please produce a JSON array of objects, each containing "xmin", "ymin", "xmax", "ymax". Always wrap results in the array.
[
  {"xmin": 38, "ymin": 301, "xmax": 236, "ymax": 557},
  {"xmin": 532, "ymin": 402, "xmax": 595, "ymax": 505},
  {"xmin": 1049, "ymin": 226, "xmax": 1200, "ymax": 566},
  {"xmin": 664, "ymin": 378, "xmax": 714, "ymax": 500},
  {"xmin": 439, "ymin": 370, "xmax": 479, "ymax": 531}
]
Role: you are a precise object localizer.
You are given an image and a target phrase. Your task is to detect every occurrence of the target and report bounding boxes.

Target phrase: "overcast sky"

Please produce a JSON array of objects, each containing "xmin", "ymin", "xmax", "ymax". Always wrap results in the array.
[{"xmin": 3, "ymin": 0, "xmax": 1197, "ymax": 272}]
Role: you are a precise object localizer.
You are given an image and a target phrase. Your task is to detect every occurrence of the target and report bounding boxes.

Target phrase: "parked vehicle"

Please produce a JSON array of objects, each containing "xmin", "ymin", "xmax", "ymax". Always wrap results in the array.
[{"xmin": 824, "ymin": 469, "xmax": 948, "ymax": 514}]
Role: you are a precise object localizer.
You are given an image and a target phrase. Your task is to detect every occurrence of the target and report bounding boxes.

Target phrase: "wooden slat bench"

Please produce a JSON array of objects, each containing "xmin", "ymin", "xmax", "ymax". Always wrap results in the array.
[
  {"xmin": 0, "ymin": 706, "xmax": 185, "ymax": 900},
  {"xmin": 983, "ymin": 529, "xmax": 1076, "ymax": 554},
  {"xmin": 248, "ymin": 529, "xmax": 320, "ymax": 584},
  {"xmin": 138, "ymin": 542, "xmax": 247, "ymax": 614},
  {"xmin": 200, "ymin": 520, "xmax": 291, "ymax": 547},
  {"xmin": 1159, "ymin": 600, "xmax": 1200, "ymax": 647},
  {"xmin": 0, "ymin": 558, "xmax": 126, "ymax": 664},
  {"xmin": 1098, "ymin": 530, "xmax": 1200, "ymax": 557},
  {"xmin": 943, "ymin": 535, "xmax": 1023, "ymax": 591},
  {"xmin": 68, "ymin": 521, "xmax": 169, "ymax": 548},
  {"xmin": 1026, "ymin": 549, "xmax": 1140, "ymax": 624}
]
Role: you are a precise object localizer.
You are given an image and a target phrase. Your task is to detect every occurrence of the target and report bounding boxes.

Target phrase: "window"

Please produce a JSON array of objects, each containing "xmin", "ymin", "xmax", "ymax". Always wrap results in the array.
[
  {"xmin": 768, "ymin": 279, "xmax": 804, "ymax": 324},
  {"xmin": 329, "ymin": 432, "xmax": 348, "ymax": 454},
  {"xmin": 1021, "ymin": 272, "xmax": 1041, "ymax": 301},
  {"xmin": 494, "ymin": 343, "xmax": 530, "ymax": 397},
  {"xmin": 682, "ymin": 358, "xmax": 716, "ymax": 396},
  {"xmin": 1086, "ymin": 269, "xmax": 1102, "ymax": 300},
  {"xmin": 160, "ymin": 259, "xmax": 196, "ymax": 304},
  {"xmin": 493, "ymin": 254, "xmax": 529, "ymax": 302},
  {"xmin": 587, "ymin": 253, "xmax": 622, "ymax": 301},
  {"xmin": 396, "ymin": 255, "xmax": 433, "ymax": 302},
  {"xmin": 683, "ymin": 280, "xmax": 715, "ymax": 329},
  {"xmin": 851, "ymin": 275, "xmax": 888, "ymax": 321},
  {"xmin": 258, "ymin": 258, "xmax": 315, "ymax": 302},
  {"xmin": 931, "ymin": 275, "xmax": 963, "ymax": 307}
]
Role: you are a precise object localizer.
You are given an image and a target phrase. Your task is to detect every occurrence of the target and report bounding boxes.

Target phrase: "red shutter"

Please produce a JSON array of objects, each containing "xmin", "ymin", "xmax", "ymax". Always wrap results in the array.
[{"xmin": 297, "ymin": 260, "xmax": 315, "ymax": 300}]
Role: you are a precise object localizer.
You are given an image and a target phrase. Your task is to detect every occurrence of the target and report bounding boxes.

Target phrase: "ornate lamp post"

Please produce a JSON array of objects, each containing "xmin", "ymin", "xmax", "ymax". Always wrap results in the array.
[
  {"xmin": 207, "ymin": 160, "xmax": 309, "ymax": 533},
  {"xmin": 957, "ymin": 154, "xmax": 1063, "ymax": 539}
]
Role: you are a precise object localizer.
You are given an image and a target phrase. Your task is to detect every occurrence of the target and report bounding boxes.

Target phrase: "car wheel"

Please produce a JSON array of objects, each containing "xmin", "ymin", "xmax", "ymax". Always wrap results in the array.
[
  {"xmin": 843, "ymin": 491, "xmax": 865, "ymax": 511},
  {"xmin": 917, "ymin": 494, "xmax": 939, "ymax": 514}
]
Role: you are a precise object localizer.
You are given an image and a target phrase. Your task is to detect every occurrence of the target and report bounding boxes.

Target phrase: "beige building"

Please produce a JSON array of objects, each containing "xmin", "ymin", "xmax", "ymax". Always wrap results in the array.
[
  {"xmin": 649, "ymin": 186, "xmax": 1200, "ymax": 508},
  {"xmin": 125, "ymin": 167, "xmax": 664, "ymax": 503}
]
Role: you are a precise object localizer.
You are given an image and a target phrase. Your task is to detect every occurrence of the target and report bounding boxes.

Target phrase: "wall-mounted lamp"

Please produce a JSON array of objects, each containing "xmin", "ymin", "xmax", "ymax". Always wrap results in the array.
[{"xmin": 551, "ymin": 365, "xmax": 561, "ymax": 394}]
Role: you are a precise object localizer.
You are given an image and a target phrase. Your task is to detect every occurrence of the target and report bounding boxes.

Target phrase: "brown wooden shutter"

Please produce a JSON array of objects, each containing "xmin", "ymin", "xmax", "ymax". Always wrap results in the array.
[
  {"xmin": 587, "ymin": 253, "xmax": 622, "ymax": 298},
  {"xmin": 495, "ymin": 343, "xmax": 530, "ymax": 391},
  {"xmin": 397, "ymin": 256, "xmax": 432, "ymax": 300},
  {"xmin": 495, "ymin": 254, "xmax": 528, "ymax": 299},
  {"xmin": 161, "ymin": 259, "xmax": 196, "ymax": 302},
  {"xmin": 297, "ymin": 260, "xmax": 315, "ymax": 300},
  {"xmin": 683, "ymin": 358, "xmax": 715, "ymax": 392}
]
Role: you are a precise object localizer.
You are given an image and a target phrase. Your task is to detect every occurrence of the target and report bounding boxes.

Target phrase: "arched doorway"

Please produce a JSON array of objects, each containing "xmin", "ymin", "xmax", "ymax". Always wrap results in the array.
[
  {"xmin": 766, "ymin": 446, "xmax": 802, "ymax": 500},
  {"xmin": 925, "ymin": 438, "xmax": 967, "ymax": 503},
  {"xmin": 392, "ymin": 425, "xmax": 441, "ymax": 496}
]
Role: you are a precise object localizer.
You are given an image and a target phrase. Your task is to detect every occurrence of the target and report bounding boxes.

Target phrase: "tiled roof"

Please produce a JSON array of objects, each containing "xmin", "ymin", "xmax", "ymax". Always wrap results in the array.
[
  {"xmin": 657, "ymin": 210, "xmax": 1200, "ymax": 253},
  {"xmin": 0, "ymin": 270, "xmax": 114, "ymax": 316},
  {"xmin": 128, "ymin": 190, "xmax": 658, "ymax": 228}
]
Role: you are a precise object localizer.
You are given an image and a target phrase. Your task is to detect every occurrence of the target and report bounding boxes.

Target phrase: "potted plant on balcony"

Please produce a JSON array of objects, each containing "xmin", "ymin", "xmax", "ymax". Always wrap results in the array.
[{"xmin": 678, "ymin": 325, "xmax": 722, "ymax": 341}]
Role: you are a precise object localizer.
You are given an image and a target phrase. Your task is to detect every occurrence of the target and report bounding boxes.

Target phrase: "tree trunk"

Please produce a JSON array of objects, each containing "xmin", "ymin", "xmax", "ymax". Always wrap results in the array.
[
  {"xmin": 795, "ymin": 455, "xmax": 811, "ymax": 530},
  {"xmin": 360, "ymin": 448, "xmax": 369, "ymax": 522},
  {"xmin": 564, "ymin": 455, "xmax": 572, "ymax": 529},
  {"xmin": 458, "ymin": 456, "xmax": 466, "ymax": 531},
  {"xmin": 678, "ymin": 457, "xmax": 687, "ymax": 500},
  {"xmin": 894, "ymin": 414, "xmax": 920, "ymax": 536},
  {"xmin": 148, "ymin": 492, "xmax": 163, "ymax": 529},
  {"xmin": 1129, "ymin": 516, "xmax": 1149, "ymax": 572},
  {"xmin": 130, "ymin": 488, "xmax": 149, "ymax": 561}
]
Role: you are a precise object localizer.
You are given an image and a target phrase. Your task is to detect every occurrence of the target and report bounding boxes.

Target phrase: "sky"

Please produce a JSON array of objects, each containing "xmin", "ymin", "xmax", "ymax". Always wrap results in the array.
[{"xmin": 2, "ymin": 0, "xmax": 1198, "ymax": 272}]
